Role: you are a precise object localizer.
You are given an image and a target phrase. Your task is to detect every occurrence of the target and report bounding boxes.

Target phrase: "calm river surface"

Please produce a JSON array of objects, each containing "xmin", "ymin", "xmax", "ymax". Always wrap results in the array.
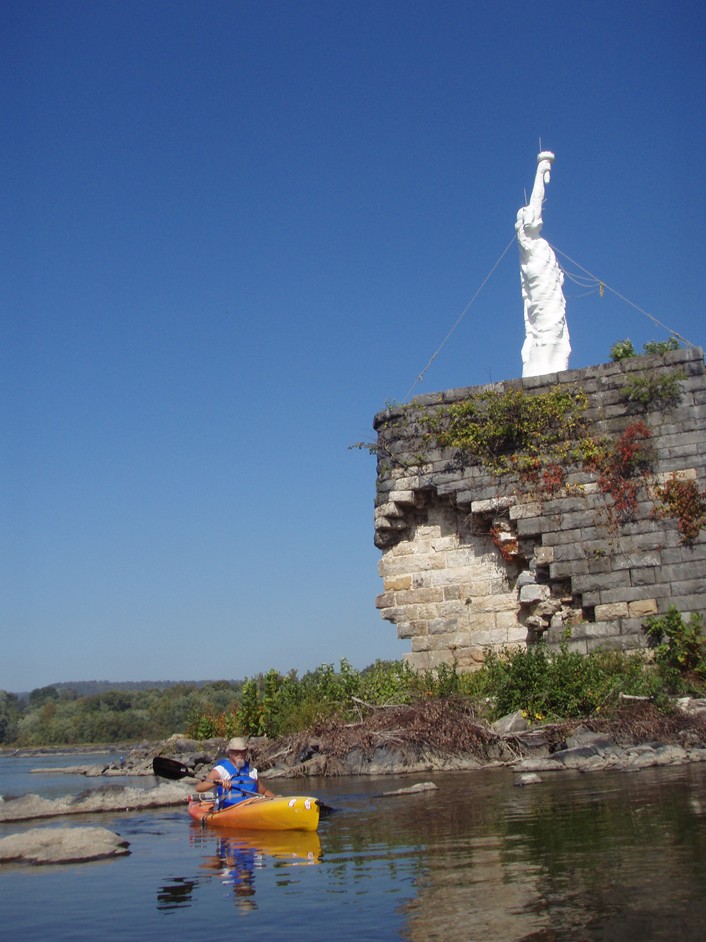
[{"xmin": 1, "ymin": 754, "xmax": 705, "ymax": 941}]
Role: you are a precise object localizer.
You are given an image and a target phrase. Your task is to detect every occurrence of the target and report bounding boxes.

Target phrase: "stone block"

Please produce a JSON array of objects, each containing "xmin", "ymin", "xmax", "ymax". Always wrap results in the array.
[
  {"xmin": 395, "ymin": 587, "xmax": 445, "ymax": 606},
  {"xmin": 542, "ymin": 527, "xmax": 586, "ymax": 546},
  {"xmin": 509, "ymin": 501, "xmax": 542, "ymax": 520},
  {"xmin": 568, "ymin": 621, "xmax": 617, "ymax": 640},
  {"xmin": 376, "ymin": 501, "xmax": 406, "ymax": 518},
  {"xmin": 573, "ymin": 571, "xmax": 629, "ymax": 593},
  {"xmin": 495, "ymin": 609, "xmax": 520, "ymax": 631},
  {"xmin": 659, "ymin": 563, "xmax": 705, "ymax": 584},
  {"xmin": 660, "ymin": 544, "xmax": 706, "ymax": 565},
  {"xmin": 595, "ymin": 602, "xmax": 629, "ymax": 620},
  {"xmin": 395, "ymin": 621, "xmax": 418, "ymax": 639},
  {"xmin": 375, "ymin": 592, "xmax": 396, "ymax": 610},
  {"xmin": 472, "ymin": 496, "xmax": 516, "ymax": 514},
  {"xmin": 467, "ymin": 626, "xmax": 507, "ymax": 647},
  {"xmin": 654, "ymin": 468, "xmax": 697, "ymax": 485},
  {"xmin": 505, "ymin": 622, "xmax": 528, "ymax": 644},
  {"xmin": 587, "ymin": 556, "xmax": 612, "ymax": 574},
  {"xmin": 584, "ymin": 636, "xmax": 633, "ymax": 652},
  {"xmin": 665, "ymin": 578, "xmax": 706, "ymax": 597},
  {"xmin": 627, "ymin": 599, "xmax": 658, "ymax": 617},
  {"xmin": 426, "ymin": 569, "xmax": 468, "ymax": 589},
  {"xmin": 668, "ymin": 592, "xmax": 706, "ymax": 612},
  {"xmin": 631, "ymin": 567, "xmax": 657, "ymax": 586},
  {"xmin": 598, "ymin": 584, "xmax": 672, "ymax": 605},
  {"xmin": 533, "ymin": 546, "xmax": 554, "ymax": 566},
  {"xmin": 516, "ymin": 517, "xmax": 547, "ymax": 536},
  {"xmin": 619, "ymin": 618, "xmax": 650, "ymax": 639},
  {"xmin": 484, "ymin": 593, "xmax": 522, "ymax": 612},
  {"xmin": 384, "ymin": 575, "xmax": 412, "ymax": 592},
  {"xmin": 560, "ymin": 638, "xmax": 589, "ymax": 654},
  {"xmin": 550, "ymin": 560, "xmax": 590, "ymax": 580},
  {"xmin": 519, "ymin": 584, "xmax": 551, "ymax": 604},
  {"xmin": 543, "ymin": 496, "xmax": 591, "ymax": 514},
  {"xmin": 550, "ymin": 541, "xmax": 584, "ymax": 561},
  {"xmin": 375, "ymin": 516, "xmax": 407, "ymax": 533},
  {"xmin": 426, "ymin": 618, "xmax": 454, "ymax": 636},
  {"xmin": 607, "ymin": 553, "xmax": 661, "ymax": 573}
]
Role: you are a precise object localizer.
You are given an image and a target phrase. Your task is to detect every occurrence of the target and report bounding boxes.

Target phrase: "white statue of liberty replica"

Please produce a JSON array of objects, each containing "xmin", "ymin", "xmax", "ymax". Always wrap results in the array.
[{"xmin": 516, "ymin": 150, "xmax": 571, "ymax": 377}]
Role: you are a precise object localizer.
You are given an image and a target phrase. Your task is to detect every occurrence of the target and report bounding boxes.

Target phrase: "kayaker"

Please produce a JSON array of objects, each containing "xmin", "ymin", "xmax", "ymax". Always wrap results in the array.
[{"xmin": 194, "ymin": 737, "xmax": 277, "ymax": 807}]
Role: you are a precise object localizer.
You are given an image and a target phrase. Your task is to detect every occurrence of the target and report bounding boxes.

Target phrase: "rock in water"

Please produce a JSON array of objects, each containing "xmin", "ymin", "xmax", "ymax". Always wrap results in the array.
[
  {"xmin": 380, "ymin": 781, "xmax": 439, "ymax": 797},
  {"xmin": 0, "ymin": 826, "xmax": 130, "ymax": 865}
]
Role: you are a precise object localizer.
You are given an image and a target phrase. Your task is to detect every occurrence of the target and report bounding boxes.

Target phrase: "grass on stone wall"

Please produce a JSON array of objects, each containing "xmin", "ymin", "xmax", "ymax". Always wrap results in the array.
[{"xmin": 420, "ymin": 385, "xmax": 591, "ymax": 475}]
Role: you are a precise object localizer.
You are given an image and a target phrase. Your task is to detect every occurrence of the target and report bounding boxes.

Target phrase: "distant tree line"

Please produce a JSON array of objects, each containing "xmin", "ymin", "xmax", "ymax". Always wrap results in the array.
[{"xmin": 0, "ymin": 680, "xmax": 244, "ymax": 746}]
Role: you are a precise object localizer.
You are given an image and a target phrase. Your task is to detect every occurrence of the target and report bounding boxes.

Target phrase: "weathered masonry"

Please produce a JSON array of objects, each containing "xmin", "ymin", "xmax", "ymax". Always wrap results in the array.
[{"xmin": 373, "ymin": 347, "xmax": 706, "ymax": 670}]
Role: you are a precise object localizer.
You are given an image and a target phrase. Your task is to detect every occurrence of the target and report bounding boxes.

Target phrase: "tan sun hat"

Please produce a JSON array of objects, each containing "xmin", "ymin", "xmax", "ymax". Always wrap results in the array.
[{"xmin": 227, "ymin": 737, "xmax": 248, "ymax": 751}]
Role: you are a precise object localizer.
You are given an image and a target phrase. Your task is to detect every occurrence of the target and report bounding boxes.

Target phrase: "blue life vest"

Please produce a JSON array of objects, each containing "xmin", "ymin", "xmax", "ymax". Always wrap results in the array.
[{"xmin": 214, "ymin": 758, "xmax": 259, "ymax": 807}]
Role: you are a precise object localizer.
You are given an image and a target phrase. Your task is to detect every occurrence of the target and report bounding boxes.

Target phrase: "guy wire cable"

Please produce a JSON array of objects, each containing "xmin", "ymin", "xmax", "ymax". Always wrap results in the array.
[
  {"xmin": 403, "ymin": 236, "xmax": 697, "ymax": 407},
  {"xmin": 549, "ymin": 242, "xmax": 697, "ymax": 349},
  {"xmin": 403, "ymin": 233, "xmax": 517, "ymax": 403}
]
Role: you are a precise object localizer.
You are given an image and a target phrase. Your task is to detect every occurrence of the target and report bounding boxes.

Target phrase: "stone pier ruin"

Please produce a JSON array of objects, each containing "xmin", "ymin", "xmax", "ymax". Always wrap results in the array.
[{"xmin": 373, "ymin": 347, "xmax": 706, "ymax": 670}]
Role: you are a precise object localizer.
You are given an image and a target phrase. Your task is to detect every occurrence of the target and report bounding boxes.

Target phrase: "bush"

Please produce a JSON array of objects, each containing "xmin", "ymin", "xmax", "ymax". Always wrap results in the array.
[
  {"xmin": 610, "ymin": 337, "xmax": 679, "ymax": 362},
  {"xmin": 467, "ymin": 644, "xmax": 661, "ymax": 721},
  {"xmin": 610, "ymin": 339, "xmax": 636, "ymax": 361},
  {"xmin": 643, "ymin": 607, "xmax": 706, "ymax": 693},
  {"xmin": 623, "ymin": 370, "xmax": 685, "ymax": 411},
  {"xmin": 643, "ymin": 337, "xmax": 680, "ymax": 356}
]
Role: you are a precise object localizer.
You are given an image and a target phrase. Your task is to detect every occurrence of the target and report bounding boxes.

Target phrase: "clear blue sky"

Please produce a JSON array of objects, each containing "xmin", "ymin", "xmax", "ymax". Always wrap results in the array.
[{"xmin": 3, "ymin": 1, "xmax": 704, "ymax": 692}]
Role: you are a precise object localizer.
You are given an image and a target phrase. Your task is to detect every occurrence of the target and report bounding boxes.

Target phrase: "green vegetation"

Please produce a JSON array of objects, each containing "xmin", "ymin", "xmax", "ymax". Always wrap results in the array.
[
  {"xmin": 3, "ymin": 615, "xmax": 705, "ymax": 747},
  {"xmin": 610, "ymin": 338, "xmax": 637, "ymax": 361},
  {"xmin": 643, "ymin": 337, "xmax": 681, "ymax": 356},
  {"xmin": 230, "ymin": 660, "xmax": 419, "ymax": 739},
  {"xmin": 623, "ymin": 369, "xmax": 686, "ymax": 410},
  {"xmin": 192, "ymin": 634, "xmax": 705, "ymax": 735},
  {"xmin": 644, "ymin": 607, "xmax": 706, "ymax": 694},
  {"xmin": 420, "ymin": 385, "xmax": 590, "ymax": 475},
  {"xmin": 464, "ymin": 645, "xmax": 664, "ymax": 721},
  {"xmin": 420, "ymin": 382, "xmax": 655, "ymax": 530},
  {"xmin": 0, "ymin": 681, "xmax": 244, "ymax": 747},
  {"xmin": 610, "ymin": 336, "xmax": 681, "ymax": 362}
]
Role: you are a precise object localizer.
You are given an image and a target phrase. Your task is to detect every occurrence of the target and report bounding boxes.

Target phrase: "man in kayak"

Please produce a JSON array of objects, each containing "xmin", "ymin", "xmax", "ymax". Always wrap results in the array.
[{"xmin": 194, "ymin": 737, "xmax": 277, "ymax": 807}]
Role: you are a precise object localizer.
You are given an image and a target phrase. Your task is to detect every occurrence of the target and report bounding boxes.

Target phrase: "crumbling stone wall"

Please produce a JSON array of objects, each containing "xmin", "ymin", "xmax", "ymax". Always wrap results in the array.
[{"xmin": 373, "ymin": 347, "xmax": 706, "ymax": 670}]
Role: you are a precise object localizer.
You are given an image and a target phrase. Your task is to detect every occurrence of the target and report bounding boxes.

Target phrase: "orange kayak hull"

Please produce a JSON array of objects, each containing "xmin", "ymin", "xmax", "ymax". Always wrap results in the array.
[{"xmin": 187, "ymin": 795, "xmax": 320, "ymax": 831}]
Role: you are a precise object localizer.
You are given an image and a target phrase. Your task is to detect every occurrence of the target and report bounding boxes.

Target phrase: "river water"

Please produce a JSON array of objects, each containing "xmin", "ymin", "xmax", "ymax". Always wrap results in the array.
[{"xmin": 1, "ymin": 754, "xmax": 705, "ymax": 941}]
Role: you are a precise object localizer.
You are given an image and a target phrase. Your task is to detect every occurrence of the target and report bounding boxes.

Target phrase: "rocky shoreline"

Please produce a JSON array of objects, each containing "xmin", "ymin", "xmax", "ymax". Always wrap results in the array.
[{"xmin": 2, "ymin": 697, "xmax": 705, "ymax": 864}]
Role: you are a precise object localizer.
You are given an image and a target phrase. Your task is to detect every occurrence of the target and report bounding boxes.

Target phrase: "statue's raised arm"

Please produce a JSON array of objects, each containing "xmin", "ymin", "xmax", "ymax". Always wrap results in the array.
[{"xmin": 516, "ymin": 150, "xmax": 571, "ymax": 377}]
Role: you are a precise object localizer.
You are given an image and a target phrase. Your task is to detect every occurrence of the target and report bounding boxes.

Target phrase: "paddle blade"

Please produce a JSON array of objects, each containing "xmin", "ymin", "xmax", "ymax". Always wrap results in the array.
[
  {"xmin": 152, "ymin": 756, "xmax": 193, "ymax": 780},
  {"xmin": 316, "ymin": 800, "xmax": 337, "ymax": 818}
]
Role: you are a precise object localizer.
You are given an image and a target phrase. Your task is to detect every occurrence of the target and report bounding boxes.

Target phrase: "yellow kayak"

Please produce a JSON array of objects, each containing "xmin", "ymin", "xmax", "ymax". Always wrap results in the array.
[{"xmin": 187, "ymin": 794, "xmax": 320, "ymax": 831}]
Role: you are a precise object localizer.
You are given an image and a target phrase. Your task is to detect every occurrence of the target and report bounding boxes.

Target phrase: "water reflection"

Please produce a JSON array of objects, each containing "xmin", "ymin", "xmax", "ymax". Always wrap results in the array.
[
  {"xmin": 396, "ymin": 766, "xmax": 706, "ymax": 942},
  {"xmin": 2, "ymin": 756, "xmax": 704, "ymax": 940},
  {"xmin": 157, "ymin": 876, "xmax": 199, "ymax": 911},
  {"xmin": 158, "ymin": 826, "xmax": 322, "ymax": 914}
]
